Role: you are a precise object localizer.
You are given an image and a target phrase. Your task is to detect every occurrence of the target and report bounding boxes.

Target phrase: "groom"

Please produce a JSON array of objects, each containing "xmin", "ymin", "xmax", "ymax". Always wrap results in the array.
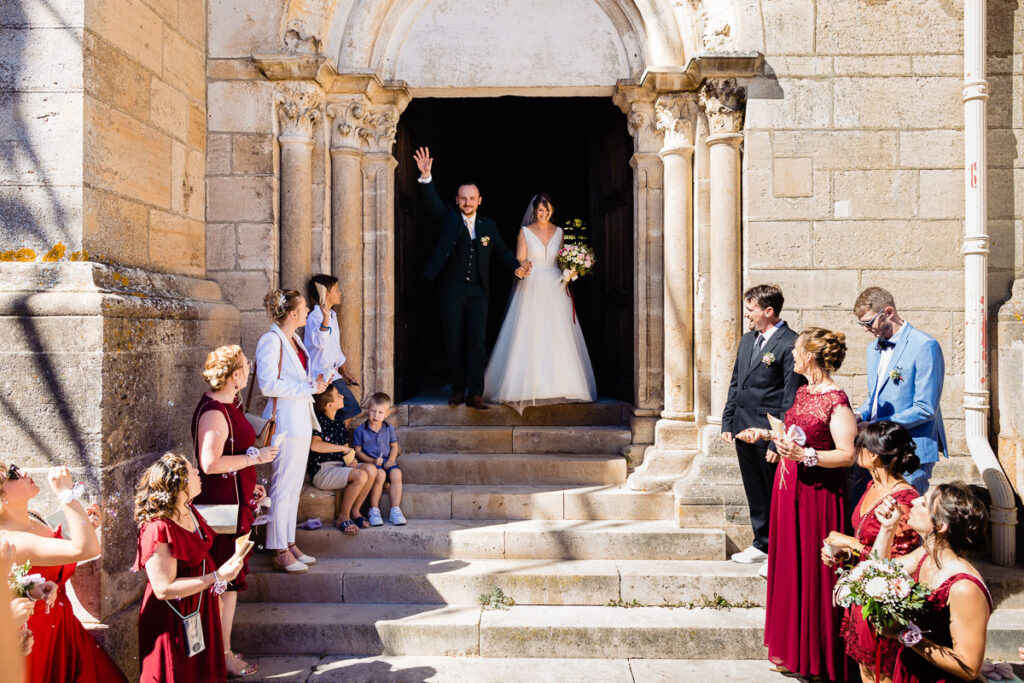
[{"xmin": 413, "ymin": 147, "xmax": 529, "ymax": 410}]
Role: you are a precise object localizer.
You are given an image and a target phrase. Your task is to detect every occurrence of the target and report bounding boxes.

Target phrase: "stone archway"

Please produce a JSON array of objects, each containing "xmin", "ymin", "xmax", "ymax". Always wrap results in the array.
[{"xmin": 258, "ymin": 0, "xmax": 764, "ymax": 482}]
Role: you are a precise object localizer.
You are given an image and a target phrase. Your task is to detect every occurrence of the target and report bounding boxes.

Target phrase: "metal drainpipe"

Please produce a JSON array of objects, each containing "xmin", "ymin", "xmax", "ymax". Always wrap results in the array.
[{"xmin": 962, "ymin": 0, "xmax": 1017, "ymax": 566}]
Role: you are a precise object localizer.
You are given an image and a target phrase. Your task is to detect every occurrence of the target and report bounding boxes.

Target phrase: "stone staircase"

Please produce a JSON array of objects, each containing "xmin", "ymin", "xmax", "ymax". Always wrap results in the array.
[{"xmin": 230, "ymin": 401, "xmax": 1024, "ymax": 681}]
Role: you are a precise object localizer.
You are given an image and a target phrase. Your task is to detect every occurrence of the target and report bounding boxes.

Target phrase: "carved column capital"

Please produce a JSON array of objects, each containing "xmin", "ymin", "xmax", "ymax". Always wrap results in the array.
[
  {"xmin": 654, "ymin": 93, "xmax": 700, "ymax": 153},
  {"xmin": 698, "ymin": 78, "xmax": 746, "ymax": 135},
  {"xmin": 358, "ymin": 105, "xmax": 399, "ymax": 154},
  {"xmin": 326, "ymin": 98, "xmax": 368, "ymax": 151},
  {"xmin": 623, "ymin": 101, "xmax": 664, "ymax": 154},
  {"xmin": 275, "ymin": 82, "xmax": 324, "ymax": 141}
]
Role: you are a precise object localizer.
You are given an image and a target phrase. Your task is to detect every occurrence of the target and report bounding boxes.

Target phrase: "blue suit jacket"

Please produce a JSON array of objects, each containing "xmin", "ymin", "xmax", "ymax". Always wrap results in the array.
[{"xmin": 857, "ymin": 323, "xmax": 947, "ymax": 463}]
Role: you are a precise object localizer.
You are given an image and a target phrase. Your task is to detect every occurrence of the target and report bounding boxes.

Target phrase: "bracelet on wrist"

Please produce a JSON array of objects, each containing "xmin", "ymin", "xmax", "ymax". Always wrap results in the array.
[
  {"xmin": 898, "ymin": 623, "xmax": 923, "ymax": 646},
  {"xmin": 801, "ymin": 447, "xmax": 819, "ymax": 467},
  {"xmin": 246, "ymin": 446, "xmax": 261, "ymax": 465},
  {"xmin": 57, "ymin": 482, "xmax": 86, "ymax": 505}
]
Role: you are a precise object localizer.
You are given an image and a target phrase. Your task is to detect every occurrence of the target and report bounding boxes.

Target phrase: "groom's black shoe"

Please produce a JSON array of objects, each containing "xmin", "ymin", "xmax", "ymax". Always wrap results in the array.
[
  {"xmin": 466, "ymin": 396, "xmax": 490, "ymax": 411},
  {"xmin": 448, "ymin": 389, "xmax": 465, "ymax": 406}
]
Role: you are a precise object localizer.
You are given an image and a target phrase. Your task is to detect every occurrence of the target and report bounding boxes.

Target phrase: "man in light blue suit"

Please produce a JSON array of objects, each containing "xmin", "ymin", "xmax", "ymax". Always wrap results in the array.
[{"xmin": 852, "ymin": 287, "xmax": 947, "ymax": 499}]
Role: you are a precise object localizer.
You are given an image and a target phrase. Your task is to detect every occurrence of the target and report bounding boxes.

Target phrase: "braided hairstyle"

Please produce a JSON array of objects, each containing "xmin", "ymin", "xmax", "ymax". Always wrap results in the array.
[
  {"xmin": 855, "ymin": 420, "xmax": 920, "ymax": 475},
  {"xmin": 800, "ymin": 327, "xmax": 847, "ymax": 373},
  {"xmin": 134, "ymin": 453, "xmax": 190, "ymax": 525},
  {"xmin": 263, "ymin": 289, "xmax": 303, "ymax": 324}
]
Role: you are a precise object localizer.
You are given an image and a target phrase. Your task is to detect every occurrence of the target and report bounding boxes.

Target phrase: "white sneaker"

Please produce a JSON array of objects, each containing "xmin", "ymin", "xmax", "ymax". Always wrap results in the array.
[
  {"xmin": 758, "ymin": 562, "xmax": 769, "ymax": 579},
  {"xmin": 389, "ymin": 506, "xmax": 407, "ymax": 526},
  {"xmin": 731, "ymin": 546, "xmax": 769, "ymax": 564},
  {"xmin": 368, "ymin": 507, "xmax": 384, "ymax": 527}
]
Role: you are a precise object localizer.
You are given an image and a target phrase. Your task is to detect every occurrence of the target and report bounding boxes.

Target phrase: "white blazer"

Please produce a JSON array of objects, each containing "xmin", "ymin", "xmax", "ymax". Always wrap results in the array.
[{"xmin": 255, "ymin": 325, "xmax": 320, "ymax": 433}]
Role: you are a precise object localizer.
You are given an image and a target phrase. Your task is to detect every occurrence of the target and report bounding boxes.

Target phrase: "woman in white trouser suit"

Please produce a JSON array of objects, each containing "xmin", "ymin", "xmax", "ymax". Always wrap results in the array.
[{"xmin": 256, "ymin": 289, "xmax": 327, "ymax": 573}]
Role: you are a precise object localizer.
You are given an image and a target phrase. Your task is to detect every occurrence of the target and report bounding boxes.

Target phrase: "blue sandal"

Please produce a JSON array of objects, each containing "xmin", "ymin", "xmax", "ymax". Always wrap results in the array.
[
  {"xmin": 352, "ymin": 516, "xmax": 371, "ymax": 529},
  {"xmin": 336, "ymin": 519, "xmax": 358, "ymax": 535}
]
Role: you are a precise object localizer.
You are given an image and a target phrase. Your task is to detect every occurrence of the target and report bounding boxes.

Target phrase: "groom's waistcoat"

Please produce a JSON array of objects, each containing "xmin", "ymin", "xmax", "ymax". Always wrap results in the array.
[{"xmin": 441, "ymin": 224, "xmax": 483, "ymax": 286}]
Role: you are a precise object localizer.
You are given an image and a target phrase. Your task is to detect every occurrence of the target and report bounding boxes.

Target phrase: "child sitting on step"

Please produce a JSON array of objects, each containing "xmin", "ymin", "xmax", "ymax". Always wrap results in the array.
[
  {"xmin": 352, "ymin": 392, "xmax": 406, "ymax": 526},
  {"xmin": 309, "ymin": 385, "xmax": 382, "ymax": 535}
]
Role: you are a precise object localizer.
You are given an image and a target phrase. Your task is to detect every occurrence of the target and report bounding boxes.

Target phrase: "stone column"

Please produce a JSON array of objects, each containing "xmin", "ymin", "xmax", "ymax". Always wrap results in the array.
[
  {"xmin": 358, "ymin": 105, "xmax": 400, "ymax": 395},
  {"xmin": 699, "ymin": 79, "xmax": 746, "ymax": 424},
  {"xmin": 326, "ymin": 99, "xmax": 367, "ymax": 383},
  {"xmin": 615, "ymin": 92, "xmax": 665, "ymax": 447},
  {"xmin": 275, "ymin": 83, "xmax": 323, "ymax": 290},
  {"xmin": 655, "ymin": 93, "xmax": 699, "ymax": 422}
]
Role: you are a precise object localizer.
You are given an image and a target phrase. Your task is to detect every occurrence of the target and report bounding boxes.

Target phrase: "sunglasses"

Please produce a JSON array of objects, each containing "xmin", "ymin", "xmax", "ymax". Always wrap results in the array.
[
  {"xmin": 857, "ymin": 310, "xmax": 884, "ymax": 330},
  {"xmin": 5, "ymin": 464, "xmax": 22, "ymax": 481}
]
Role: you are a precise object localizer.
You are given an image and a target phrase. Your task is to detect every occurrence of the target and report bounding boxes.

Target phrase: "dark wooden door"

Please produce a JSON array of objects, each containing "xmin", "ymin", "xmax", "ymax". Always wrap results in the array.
[{"xmin": 393, "ymin": 97, "xmax": 634, "ymax": 403}]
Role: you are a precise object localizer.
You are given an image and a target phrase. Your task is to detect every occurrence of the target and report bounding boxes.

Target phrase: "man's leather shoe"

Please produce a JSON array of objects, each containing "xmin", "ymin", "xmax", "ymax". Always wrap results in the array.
[
  {"xmin": 466, "ymin": 396, "xmax": 489, "ymax": 410},
  {"xmin": 448, "ymin": 390, "xmax": 465, "ymax": 406}
]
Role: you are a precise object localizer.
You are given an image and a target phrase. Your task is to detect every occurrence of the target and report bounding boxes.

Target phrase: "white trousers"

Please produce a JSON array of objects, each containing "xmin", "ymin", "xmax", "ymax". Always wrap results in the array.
[{"xmin": 267, "ymin": 430, "xmax": 312, "ymax": 549}]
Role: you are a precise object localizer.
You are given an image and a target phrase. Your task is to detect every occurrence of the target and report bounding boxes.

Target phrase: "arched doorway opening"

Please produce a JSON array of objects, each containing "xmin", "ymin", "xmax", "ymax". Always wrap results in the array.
[{"xmin": 393, "ymin": 96, "xmax": 634, "ymax": 404}]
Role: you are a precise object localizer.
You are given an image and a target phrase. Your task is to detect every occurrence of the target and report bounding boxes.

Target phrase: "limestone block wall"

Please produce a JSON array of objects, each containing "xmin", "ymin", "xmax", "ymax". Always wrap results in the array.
[{"xmin": 739, "ymin": 0, "xmax": 1024, "ymax": 456}]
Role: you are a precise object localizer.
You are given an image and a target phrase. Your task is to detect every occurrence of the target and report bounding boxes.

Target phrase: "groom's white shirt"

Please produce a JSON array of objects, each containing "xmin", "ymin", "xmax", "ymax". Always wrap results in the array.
[{"xmin": 418, "ymin": 174, "xmax": 476, "ymax": 238}]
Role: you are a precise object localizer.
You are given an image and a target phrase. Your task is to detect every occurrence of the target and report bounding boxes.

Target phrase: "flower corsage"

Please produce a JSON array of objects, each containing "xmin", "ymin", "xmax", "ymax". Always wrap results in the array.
[
  {"xmin": 479, "ymin": 236, "xmax": 491, "ymax": 246},
  {"xmin": 889, "ymin": 367, "xmax": 904, "ymax": 384},
  {"xmin": 8, "ymin": 561, "xmax": 45, "ymax": 598},
  {"xmin": 762, "ymin": 351, "xmax": 776, "ymax": 367}
]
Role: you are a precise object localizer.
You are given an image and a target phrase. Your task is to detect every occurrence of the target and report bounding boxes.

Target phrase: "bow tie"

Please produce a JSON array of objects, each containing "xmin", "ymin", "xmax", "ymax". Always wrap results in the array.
[{"xmin": 876, "ymin": 339, "xmax": 896, "ymax": 351}]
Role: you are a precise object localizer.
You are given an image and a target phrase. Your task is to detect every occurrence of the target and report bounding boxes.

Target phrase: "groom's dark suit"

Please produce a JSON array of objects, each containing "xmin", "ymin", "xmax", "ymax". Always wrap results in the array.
[
  {"xmin": 418, "ymin": 179, "xmax": 520, "ymax": 398},
  {"xmin": 721, "ymin": 321, "xmax": 804, "ymax": 553}
]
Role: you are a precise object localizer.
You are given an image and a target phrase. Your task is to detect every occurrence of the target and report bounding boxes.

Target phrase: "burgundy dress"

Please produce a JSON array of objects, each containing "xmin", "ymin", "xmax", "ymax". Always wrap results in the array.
[
  {"xmin": 892, "ymin": 555, "xmax": 992, "ymax": 683},
  {"xmin": 133, "ymin": 508, "xmax": 226, "ymax": 683},
  {"xmin": 192, "ymin": 393, "xmax": 257, "ymax": 591},
  {"xmin": 23, "ymin": 527, "xmax": 127, "ymax": 683},
  {"xmin": 765, "ymin": 386, "xmax": 850, "ymax": 681},
  {"xmin": 841, "ymin": 483, "xmax": 921, "ymax": 676}
]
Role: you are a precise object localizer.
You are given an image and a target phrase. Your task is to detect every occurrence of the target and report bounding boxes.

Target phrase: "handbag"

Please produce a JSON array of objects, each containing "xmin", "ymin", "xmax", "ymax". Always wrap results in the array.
[
  {"xmin": 244, "ymin": 338, "xmax": 283, "ymax": 447},
  {"xmin": 193, "ymin": 401, "xmax": 241, "ymax": 535}
]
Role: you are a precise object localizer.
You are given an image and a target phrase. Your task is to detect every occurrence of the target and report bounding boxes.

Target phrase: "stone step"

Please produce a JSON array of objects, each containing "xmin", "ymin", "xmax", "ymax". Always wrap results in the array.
[
  {"xmin": 244, "ymin": 655, "xmax": 789, "ymax": 682},
  {"xmin": 396, "ymin": 452, "xmax": 627, "ymax": 485},
  {"xmin": 286, "ymin": 519, "xmax": 726, "ymax": 560},
  {"xmin": 398, "ymin": 426, "xmax": 631, "ymax": 455},
  {"xmin": 239, "ymin": 558, "xmax": 766, "ymax": 606},
  {"xmin": 233, "ymin": 603, "xmax": 1024, "ymax": 661},
  {"xmin": 393, "ymin": 400, "xmax": 629, "ymax": 427},
  {"xmin": 297, "ymin": 483, "xmax": 670, "ymax": 522}
]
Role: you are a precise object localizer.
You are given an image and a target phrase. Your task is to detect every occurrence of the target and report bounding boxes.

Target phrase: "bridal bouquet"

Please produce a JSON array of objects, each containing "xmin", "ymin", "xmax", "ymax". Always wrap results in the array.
[
  {"xmin": 833, "ymin": 554, "xmax": 931, "ymax": 633},
  {"xmin": 557, "ymin": 242, "xmax": 596, "ymax": 285}
]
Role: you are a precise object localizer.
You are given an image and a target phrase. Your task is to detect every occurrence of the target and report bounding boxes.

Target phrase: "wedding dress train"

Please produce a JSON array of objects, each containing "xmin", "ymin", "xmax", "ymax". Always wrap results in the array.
[{"xmin": 484, "ymin": 226, "xmax": 597, "ymax": 413}]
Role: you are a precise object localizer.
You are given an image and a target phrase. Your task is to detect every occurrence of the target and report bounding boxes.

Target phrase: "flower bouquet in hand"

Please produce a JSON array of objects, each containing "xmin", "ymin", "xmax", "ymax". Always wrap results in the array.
[
  {"xmin": 557, "ymin": 242, "xmax": 596, "ymax": 285},
  {"xmin": 833, "ymin": 554, "xmax": 931, "ymax": 633},
  {"xmin": 8, "ymin": 561, "xmax": 46, "ymax": 599}
]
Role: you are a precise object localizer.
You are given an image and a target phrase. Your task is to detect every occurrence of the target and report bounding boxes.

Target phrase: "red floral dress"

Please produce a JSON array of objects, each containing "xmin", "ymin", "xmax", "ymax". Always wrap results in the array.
[
  {"xmin": 893, "ymin": 554, "xmax": 992, "ymax": 683},
  {"xmin": 23, "ymin": 527, "xmax": 127, "ymax": 683},
  {"xmin": 192, "ymin": 393, "xmax": 257, "ymax": 591},
  {"xmin": 841, "ymin": 483, "xmax": 921, "ymax": 675},
  {"xmin": 133, "ymin": 508, "xmax": 226, "ymax": 683},
  {"xmin": 765, "ymin": 386, "xmax": 851, "ymax": 681}
]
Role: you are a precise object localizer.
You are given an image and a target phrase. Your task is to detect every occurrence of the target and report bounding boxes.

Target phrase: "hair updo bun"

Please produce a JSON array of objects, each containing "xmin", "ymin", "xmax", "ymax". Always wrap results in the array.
[
  {"xmin": 801, "ymin": 327, "xmax": 847, "ymax": 372},
  {"xmin": 855, "ymin": 420, "xmax": 920, "ymax": 475},
  {"xmin": 928, "ymin": 481, "xmax": 989, "ymax": 558},
  {"xmin": 263, "ymin": 288, "xmax": 302, "ymax": 324},
  {"xmin": 202, "ymin": 344, "xmax": 244, "ymax": 390}
]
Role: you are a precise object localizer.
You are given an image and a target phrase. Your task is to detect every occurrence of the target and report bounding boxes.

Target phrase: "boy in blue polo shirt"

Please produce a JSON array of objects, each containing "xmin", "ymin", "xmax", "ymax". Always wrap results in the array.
[{"xmin": 353, "ymin": 392, "xmax": 406, "ymax": 526}]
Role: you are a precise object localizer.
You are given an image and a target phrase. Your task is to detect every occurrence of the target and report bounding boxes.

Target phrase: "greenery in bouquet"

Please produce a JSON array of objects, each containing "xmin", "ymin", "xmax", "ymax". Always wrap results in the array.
[
  {"xmin": 833, "ymin": 553, "xmax": 931, "ymax": 633},
  {"xmin": 8, "ymin": 560, "xmax": 45, "ymax": 598},
  {"xmin": 557, "ymin": 242, "xmax": 596, "ymax": 284}
]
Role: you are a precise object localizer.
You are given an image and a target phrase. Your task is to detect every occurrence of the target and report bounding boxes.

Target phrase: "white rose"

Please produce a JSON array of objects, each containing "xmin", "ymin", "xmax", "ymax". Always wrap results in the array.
[{"xmin": 864, "ymin": 577, "xmax": 889, "ymax": 599}]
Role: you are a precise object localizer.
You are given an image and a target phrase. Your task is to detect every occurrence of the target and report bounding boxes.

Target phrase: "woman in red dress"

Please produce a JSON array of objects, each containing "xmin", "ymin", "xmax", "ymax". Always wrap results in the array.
[
  {"xmin": 823, "ymin": 420, "xmax": 922, "ymax": 682},
  {"xmin": 737, "ymin": 327, "xmax": 857, "ymax": 681},
  {"xmin": 133, "ymin": 454, "xmax": 244, "ymax": 683},
  {"xmin": 0, "ymin": 463, "xmax": 126, "ymax": 682},
  {"xmin": 192, "ymin": 345, "xmax": 279, "ymax": 677},
  {"xmin": 872, "ymin": 482, "xmax": 991, "ymax": 683}
]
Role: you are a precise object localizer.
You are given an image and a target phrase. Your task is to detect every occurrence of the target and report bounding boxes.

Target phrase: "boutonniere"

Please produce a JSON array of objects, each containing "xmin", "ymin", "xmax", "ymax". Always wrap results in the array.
[
  {"xmin": 762, "ymin": 351, "xmax": 776, "ymax": 367},
  {"xmin": 479, "ymin": 236, "xmax": 491, "ymax": 246},
  {"xmin": 889, "ymin": 367, "xmax": 904, "ymax": 384}
]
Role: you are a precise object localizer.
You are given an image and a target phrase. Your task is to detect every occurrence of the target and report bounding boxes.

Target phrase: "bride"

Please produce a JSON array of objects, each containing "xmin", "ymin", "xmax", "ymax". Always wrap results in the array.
[{"xmin": 484, "ymin": 194, "xmax": 597, "ymax": 413}]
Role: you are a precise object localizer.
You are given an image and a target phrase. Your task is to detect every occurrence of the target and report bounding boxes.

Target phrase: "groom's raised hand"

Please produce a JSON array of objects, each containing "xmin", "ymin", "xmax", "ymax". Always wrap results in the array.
[{"xmin": 413, "ymin": 147, "xmax": 433, "ymax": 179}]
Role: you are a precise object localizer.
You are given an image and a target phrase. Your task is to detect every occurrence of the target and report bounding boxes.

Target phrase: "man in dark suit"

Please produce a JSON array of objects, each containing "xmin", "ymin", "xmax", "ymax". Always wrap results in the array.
[
  {"xmin": 413, "ymin": 147, "xmax": 529, "ymax": 410},
  {"xmin": 721, "ymin": 284, "xmax": 804, "ymax": 570}
]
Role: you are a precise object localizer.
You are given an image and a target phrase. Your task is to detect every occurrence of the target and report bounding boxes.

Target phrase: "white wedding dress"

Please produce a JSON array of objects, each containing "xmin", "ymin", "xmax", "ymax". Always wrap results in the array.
[{"xmin": 484, "ymin": 226, "xmax": 597, "ymax": 413}]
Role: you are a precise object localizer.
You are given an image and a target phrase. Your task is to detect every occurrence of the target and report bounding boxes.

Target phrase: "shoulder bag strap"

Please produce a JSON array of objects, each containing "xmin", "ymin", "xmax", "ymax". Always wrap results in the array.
[
  {"xmin": 270, "ymin": 338, "xmax": 283, "ymax": 419},
  {"xmin": 244, "ymin": 356, "xmax": 258, "ymax": 413}
]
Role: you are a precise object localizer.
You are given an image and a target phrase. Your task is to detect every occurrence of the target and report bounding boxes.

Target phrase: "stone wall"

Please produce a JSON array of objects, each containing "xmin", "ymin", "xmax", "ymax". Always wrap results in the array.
[{"xmin": 740, "ymin": 0, "xmax": 1023, "ymax": 456}]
